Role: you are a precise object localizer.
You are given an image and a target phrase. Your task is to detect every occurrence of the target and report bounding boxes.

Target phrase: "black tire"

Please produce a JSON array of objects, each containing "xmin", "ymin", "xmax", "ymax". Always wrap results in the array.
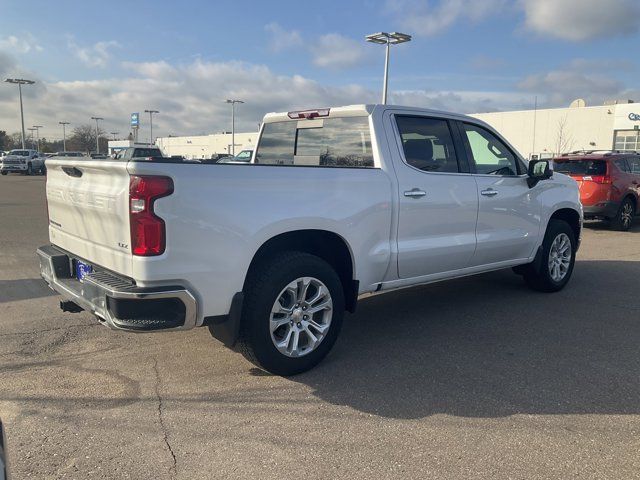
[
  {"xmin": 40, "ymin": 164, "xmax": 47, "ymax": 175},
  {"xmin": 25, "ymin": 163, "xmax": 33, "ymax": 176},
  {"xmin": 1, "ymin": 171, "xmax": 7, "ymax": 176},
  {"xmin": 522, "ymin": 219, "xmax": 576, "ymax": 293},
  {"xmin": 610, "ymin": 197, "xmax": 635, "ymax": 231},
  {"xmin": 237, "ymin": 251, "xmax": 345, "ymax": 376}
]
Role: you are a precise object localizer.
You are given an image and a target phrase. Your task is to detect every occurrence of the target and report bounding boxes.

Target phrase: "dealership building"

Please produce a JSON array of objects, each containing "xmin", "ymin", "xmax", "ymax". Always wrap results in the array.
[{"xmin": 471, "ymin": 99, "xmax": 640, "ymax": 159}]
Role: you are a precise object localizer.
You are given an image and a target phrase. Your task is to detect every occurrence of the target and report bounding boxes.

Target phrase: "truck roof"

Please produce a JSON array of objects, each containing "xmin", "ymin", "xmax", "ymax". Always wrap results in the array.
[{"xmin": 263, "ymin": 104, "xmax": 481, "ymax": 124}]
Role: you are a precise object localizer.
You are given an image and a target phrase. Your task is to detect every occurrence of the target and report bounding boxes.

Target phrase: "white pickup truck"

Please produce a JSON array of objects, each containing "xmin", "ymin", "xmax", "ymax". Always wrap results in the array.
[
  {"xmin": 38, "ymin": 104, "xmax": 582, "ymax": 375},
  {"xmin": 1, "ymin": 149, "xmax": 46, "ymax": 175}
]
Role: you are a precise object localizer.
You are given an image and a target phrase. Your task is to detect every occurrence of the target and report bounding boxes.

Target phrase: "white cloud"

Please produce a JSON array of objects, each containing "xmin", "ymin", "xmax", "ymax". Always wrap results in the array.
[
  {"xmin": 518, "ymin": 68, "xmax": 627, "ymax": 106},
  {"xmin": 387, "ymin": 0, "xmax": 640, "ymax": 41},
  {"xmin": 0, "ymin": 34, "xmax": 43, "ymax": 54},
  {"xmin": 264, "ymin": 23, "xmax": 303, "ymax": 52},
  {"xmin": 310, "ymin": 33, "xmax": 369, "ymax": 69},
  {"xmin": 264, "ymin": 25, "xmax": 367, "ymax": 70},
  {"xmin": 521, "ymin": 0, "xmax": 640, "ymax": 41},
  {"xmin": 67, "ymin": 37, "xmax": 120, "ymax": 68},
  {"xmin": 387, "ymin": 0, "xmax": 509, "ymax": 36},
  {"xmin": 0, "ymin": 54, "xmax": 535, "ymax": 140}
]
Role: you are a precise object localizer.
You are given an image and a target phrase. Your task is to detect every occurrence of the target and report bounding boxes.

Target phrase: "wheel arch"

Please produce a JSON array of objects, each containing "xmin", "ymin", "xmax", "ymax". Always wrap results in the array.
[
  {"xmin": 549, "ymin": 207, "xmax": 581, "ymax": 243},
  {"xmin": 244, "ymin": 229, "xmax": 359, "ymax": 313},
  {"xmin": 623, "ymin": 193, "xmax": 637, "ymax": 210}
]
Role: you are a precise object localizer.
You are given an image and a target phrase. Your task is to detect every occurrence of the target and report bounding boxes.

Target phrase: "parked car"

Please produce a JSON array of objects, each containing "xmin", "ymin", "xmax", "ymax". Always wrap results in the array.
[
  {"xmin": 38, "ymin": 104, "xmax": 582, "ymax": 375},
  {"xmin": 0, "ymin": 149, "xmax": 45, "ymax": 175},
  {"xmin": 218, "ymin": 149, "xmax": 253, "ymax": 164},
  {"xmin": 554, "ymin": 152, "xmax": 640, "ymax": 230},
  {"xmin": 115, "ymin": 146, "xmax": 164, "ymax": 161}
]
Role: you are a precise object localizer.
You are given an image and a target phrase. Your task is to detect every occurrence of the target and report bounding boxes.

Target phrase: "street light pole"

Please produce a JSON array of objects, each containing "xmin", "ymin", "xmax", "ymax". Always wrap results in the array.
[
  {"xmin": 225, "ymin": 99, "xmax": 244, "ymax": 156},
  {"xmin": 32, "ymin": 125, "xmax": 43, "ymax": 152},
  {"xmin": 91, "ymin": 117, "xmax": 103, "ymax": 154},
  {"xmin": 59, "ymin": 122, "xmax": 70, "ymax": 152},
  {"xmin": 144, "ymin": 110, "xmax": 159, "ymax": 146},
  {"xmin": 4, "ymin": 78, "xmax": 36, "ymax": 149},
  {"xmin": 365, "ymin": 32, "xmax": 411, "ymax": 104}
]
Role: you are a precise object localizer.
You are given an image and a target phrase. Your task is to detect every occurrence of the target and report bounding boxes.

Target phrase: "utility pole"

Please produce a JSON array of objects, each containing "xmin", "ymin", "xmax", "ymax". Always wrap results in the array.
[
  {"xmin": 32, "ymin": 125, "xmax": 43, "ymax": 152},
  {"xmin": 225, "ymin": 99, "xmax": 244, "ymax": 156},
  {"xmin": 144, "ymin": 109, "xmax": 159, "ymax": 146},
  {"xmin": 59, "ymin": 121, "xmax": 70, "ymax": 152},
  {"xmin": 532, "ymin": 96, "xmax": 538, "ymax": 159},
  {"xmin": 27, "ymin": 127, "xmax": 36, "ymax": 150},
  {"xmin": 91, "ymin": 116, "xmax": 103, "ymax": 154},
  {"xmin": 365, "ymin": 32, "xmax": 411, "ymax": 104},
  {"xmin": 4, "ymin": 78, "xmax": 35, "ymax": 149}
]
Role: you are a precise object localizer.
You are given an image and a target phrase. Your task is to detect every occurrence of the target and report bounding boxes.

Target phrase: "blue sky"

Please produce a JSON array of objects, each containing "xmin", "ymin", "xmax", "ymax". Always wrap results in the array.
[{"xmin": 1, "ymin": 0, "xmax": 639, "ymax": 140}]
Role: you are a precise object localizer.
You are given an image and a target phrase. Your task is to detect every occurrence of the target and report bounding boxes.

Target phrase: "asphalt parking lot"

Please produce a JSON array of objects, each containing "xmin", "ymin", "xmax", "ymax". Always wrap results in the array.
[{"xmin": 1, "ymin": 174, "xmax": 639, "ymax": 479}]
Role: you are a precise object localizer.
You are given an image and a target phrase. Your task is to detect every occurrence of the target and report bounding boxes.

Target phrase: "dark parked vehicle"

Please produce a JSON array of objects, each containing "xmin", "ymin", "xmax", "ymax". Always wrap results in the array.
[{"xmin": 554, "ymin": 151, "xmax": 640, "ymax": 230}]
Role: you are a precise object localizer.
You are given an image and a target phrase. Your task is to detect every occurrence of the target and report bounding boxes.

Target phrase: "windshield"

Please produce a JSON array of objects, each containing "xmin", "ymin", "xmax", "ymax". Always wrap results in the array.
[
  {"xmin": 554, "ymin": 159, "xmax": 607, "ymax": 176},
  {"xmin": 9, "ymin": 150, "xmax": 29, "ymax": 156}
]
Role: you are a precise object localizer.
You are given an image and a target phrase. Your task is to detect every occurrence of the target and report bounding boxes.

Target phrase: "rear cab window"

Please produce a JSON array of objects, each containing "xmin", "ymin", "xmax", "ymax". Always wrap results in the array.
[
  {"xmin": 395, "ymin": 116, "xmax": 461, "ymax": 173},
  {"xmin": 256, "ymin": 116, "xmax": 374, "ymax": 168}
]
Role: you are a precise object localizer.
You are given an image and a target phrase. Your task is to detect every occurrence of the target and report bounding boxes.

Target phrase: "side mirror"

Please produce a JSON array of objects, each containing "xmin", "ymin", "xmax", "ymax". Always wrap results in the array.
[{"xmin": 527, "ymin": 159, "xmax": 552, "ymax": 188}]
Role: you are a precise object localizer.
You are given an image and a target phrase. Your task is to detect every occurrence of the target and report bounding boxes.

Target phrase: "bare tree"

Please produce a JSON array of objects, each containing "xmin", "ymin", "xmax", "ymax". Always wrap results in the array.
[
  {"xmin": 554, "ymin": 115, "xmax": 575, "ymax": 156},
  {"xmin": 67, "ymin": 124, "xmax": 108, "ymax": 153}
]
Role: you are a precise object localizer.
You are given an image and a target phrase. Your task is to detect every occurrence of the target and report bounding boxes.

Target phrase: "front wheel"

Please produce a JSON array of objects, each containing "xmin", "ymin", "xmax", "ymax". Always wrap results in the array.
[
  {"xmin": 523, "ymin": 219, "xmax": 576, "ymax": 292},
  {"xmin": 237, "ymin": 252, "xmax": 345, "ymax": 376},
  {"xmin": 25, "ymin": 163, "xmax": 33, "ymax": 176},
  {"xmin": 1, "ymin": 171, "xmax": 7, "ymax": 176}
]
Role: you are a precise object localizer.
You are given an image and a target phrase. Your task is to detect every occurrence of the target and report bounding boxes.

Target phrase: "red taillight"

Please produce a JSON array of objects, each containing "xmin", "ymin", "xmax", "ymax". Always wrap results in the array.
[
  {"xmin": 287, "ymin": 108, "xmax": 330, "ymax": 119},
  {"xmin": 584, "ymin": 175, "xmax": 611, "ymax": 184},
  {"xmin": 129, "ymin": 175, "xmax": 173, "ymax": 256}
]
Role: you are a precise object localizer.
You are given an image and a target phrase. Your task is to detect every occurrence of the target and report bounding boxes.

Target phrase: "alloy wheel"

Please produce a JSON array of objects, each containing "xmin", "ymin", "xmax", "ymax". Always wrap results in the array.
[
  {"xmin": 548, "ymin": 233, "xmax": 572, "ymax": 282},
  {"xmin": 269, "ymin": 276, "xmax": 333, "ymax": 358}
]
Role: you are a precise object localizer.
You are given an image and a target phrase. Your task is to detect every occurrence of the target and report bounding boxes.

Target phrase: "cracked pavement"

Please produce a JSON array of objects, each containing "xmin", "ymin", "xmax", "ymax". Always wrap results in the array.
[{"xmin": 1, "ymin": 175, "xmax": 640, "ymax": 479}]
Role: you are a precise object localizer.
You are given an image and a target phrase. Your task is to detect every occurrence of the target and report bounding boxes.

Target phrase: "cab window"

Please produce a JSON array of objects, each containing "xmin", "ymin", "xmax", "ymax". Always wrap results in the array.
[
  {"xmin": 462, "ymin": 123, "xmax": 520, "ymax": 176},
  {"xmin": 395, "ymin": 116, "xmax": 460, "ymax": 173}
]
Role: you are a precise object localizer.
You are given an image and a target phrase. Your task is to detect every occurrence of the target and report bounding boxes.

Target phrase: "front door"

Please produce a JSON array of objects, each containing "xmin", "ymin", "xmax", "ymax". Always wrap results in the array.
[{"xmin": 459, "ymin": 121, "xmax": 541, "ymax": 266}]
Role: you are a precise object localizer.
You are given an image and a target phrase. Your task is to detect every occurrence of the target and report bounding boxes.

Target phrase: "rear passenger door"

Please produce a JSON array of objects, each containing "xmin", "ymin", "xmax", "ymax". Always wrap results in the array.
[
  {"xmin": 390, "ymin": 114, "xmax": 478, "ymax": 279},
  {"xmin": 458, "ymin": 121, "xmax": 541, "ymax": 266}
]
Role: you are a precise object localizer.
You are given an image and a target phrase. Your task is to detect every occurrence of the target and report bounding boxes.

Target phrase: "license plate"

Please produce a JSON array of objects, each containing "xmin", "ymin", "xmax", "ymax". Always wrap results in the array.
[{"xmin": 75, "ymin": 260, "xmax": 93, "ymax": 281}]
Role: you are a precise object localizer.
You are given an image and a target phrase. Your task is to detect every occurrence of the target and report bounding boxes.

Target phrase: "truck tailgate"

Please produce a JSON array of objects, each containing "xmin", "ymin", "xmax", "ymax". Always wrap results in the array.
[{"xmin": 45, "ymin": 158, "xmax": 133, "ymax": 276}]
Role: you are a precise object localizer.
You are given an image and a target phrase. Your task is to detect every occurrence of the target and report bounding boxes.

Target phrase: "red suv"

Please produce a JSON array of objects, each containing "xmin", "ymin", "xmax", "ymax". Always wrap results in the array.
[{"xmin": 554, "ymin": 152, "xmax": 640, "ymax": 231}]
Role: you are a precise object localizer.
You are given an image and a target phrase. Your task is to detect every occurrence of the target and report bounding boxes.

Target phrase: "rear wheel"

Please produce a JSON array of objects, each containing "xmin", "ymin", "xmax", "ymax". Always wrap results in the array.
[
  {"xmin": 237, "ymin": 251, "xmax": 344, "ymax": 376},
  {"xmin": 40, "ymin": 164, "xmax": 47, "ymax": 175},
  {"xmin": 610, "ymin": 197, "xmax": 635, "ymax": 231},
  {"xmin": 523, "ymin": 219, "xmax": 576, "ymax": 292}
]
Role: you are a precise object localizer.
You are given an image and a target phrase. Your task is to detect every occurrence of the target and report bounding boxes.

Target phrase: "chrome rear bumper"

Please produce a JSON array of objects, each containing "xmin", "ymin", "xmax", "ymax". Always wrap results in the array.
[{"xmin": 37, "ymin": 244, "xmax": 198, "ymax": 332}]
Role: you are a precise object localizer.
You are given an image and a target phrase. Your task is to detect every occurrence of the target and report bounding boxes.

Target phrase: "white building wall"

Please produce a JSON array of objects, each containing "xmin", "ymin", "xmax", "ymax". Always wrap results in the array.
[
  {"xmin": 470, "ymin": 105, "xmax": 615, "ymax": 159},
  {"xmin": 156, "ymin": 132, "xmax": 258, "ymax": 159}
]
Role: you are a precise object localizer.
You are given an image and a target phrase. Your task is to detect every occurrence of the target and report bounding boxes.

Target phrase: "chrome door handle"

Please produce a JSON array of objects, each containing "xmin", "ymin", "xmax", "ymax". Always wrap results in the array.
[
  {"xmin": 404, "ymin": 188, "xmax": 426, "ymax": 198},
  {"xmin": 481, "ymin": 189, "xmax": 498, "ymax": 197}
]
